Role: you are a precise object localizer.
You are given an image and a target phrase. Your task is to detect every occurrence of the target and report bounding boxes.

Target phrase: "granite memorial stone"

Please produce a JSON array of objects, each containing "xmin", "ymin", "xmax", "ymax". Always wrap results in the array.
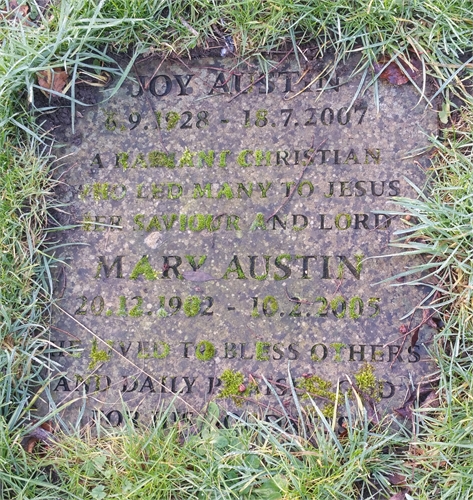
[{"xmin": 47, "ymin": 54, "xmax": 437, "ymax": 425}]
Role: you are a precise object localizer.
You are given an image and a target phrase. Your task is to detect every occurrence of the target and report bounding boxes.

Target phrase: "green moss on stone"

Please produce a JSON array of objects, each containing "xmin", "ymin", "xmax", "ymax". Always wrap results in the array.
[
  {"xmin": 82, "ymin": 213, "xmax": 93, "ymax": 231},
  {"xmin": 349, "ymin": 296, "xmax": 363, "ymax": 319},
  {"xmin": 93, "ymin": 183, "xmax": 108, "ymax": 201},
  {"xmin": 146, "ymin": 216, "xmax": 162, "ymax": 232},
  {"xmin": 116, "ymin": 152, "xmax": 129, "ymax": 170},
  {"xmin": 183, "ymin": 296, "xmax": 201, "ymax": 317},
  {"xmin": 335, "ymin": 213, "xmax": 351, "ymax": 230},
  {"xmin": 330, "ymin": 342, "xmax": 347, "ymax": 362},
  {"xmin": 104, "ymin": 111, "xmax": 116, "ymax": 131},
  {"xmin": 255, "ymin": 109, "xmax": 268, "ymax": 126},
  {"xmin": 188, "ymin": 214, "xmax": 212, "ymax": 232},
  {"xmin": 311, "ymin": 353, "xmax": 320, "ymax": 362},
  {"xmin": 216, "ymin": 183, "xmax": 234, "ymax": 199},
  {"xmin": 237, "ymin": 149, "xmax": 252, "ymax": 167},
  {"xmin": 88, "ymin": 339, "xmax": 112, "ymax": 370},
  {"xmin": 129, "ymin": 307, "xmax": 143, "ymax": 317},
  {"xmin": 195, "ymin": 340, "xmax": 215, "ymax": 361},
  {"xmin": 218, "ymin": 369, "xmax": 258, "ymax": 406},
  {"xmin": 253, "ymin": 275, "xmax": 266, "ymax": 281},
  {"xmin": 156, "ymin": 308, "xmax": 168, "ymax": 318},
  {"xmin": 154, "ymin": 341, "xmax": 170, "ymax": 359},
  {"xmin": 255, "ymin": 341, "xmax": 271, "ymax": 361},
  {"xmin": 137, "ymin": 349, "xmax": 149, "ymax": 359},
  {"xmin": 355, "ymin": 363, "xmax": 376, "ymax": 391},
  {"xmin": 148, "ymin": 150, "xmax": 175, "ymax": 169},
  {"xmin": 197, "ymin": 150, "xmax": 215, "ymax": 168},
  {"xmin": 129, "ymin": 255, "xmax": 158, "ymax": 280},
  {"xmin": 322, "ymin": 403, "xmax": 335, "ymax": 418},
  {"xmin": 354, "ymin": 363, "xmax": 383, "ymax": 401},
  {"xmin": 185, "ymin": 255, "xmax": 207, "ymax": 268},
  {"xmin": 330, "ymin": 296, "xmax": 346, "ymax": 318},
  {"xmin": 368, "ymin": 297, "xmax": 380, "ymax": 318},
  {"xmin": 179, "ymin": 147, "xmax": 194, "ymax": 167},
  {"xmin": 250, "ymin": 213, "xmax": 267, "ymax": 231},
  {"xmin": 166, "ymin": 111, "xmax": 180, "ymax": 130},
  {"xmin": 222, "ymin": 256, "xmax": 247, "ymax": 279},
  {"xmin": 274, "ymin": 254, "xmax": 291, "ymax": 281},
  {"xmin": 219, "ymin": 150, "xmax": 231, "ymax": 167},
  {"xmin": 337, "ymin": 253, "xmax": 364, "ymax": 280},
  {"xmin": 132, "ymin": 153, "xmax": 147, "ymax": 168},
  {"xmin": 297, "ymin": 375, "xmax": 336, "ymax": 402},
  {"xmin": 219, "ymin": 369, "xmax": 244, "ymax": 405},
  {"xmin": 254, "ymin": 150, "xmax": 271, "ymax": 166},
  {"xmin": 263, "ymin": 296, "xmax": 278, "ymax": 314}
]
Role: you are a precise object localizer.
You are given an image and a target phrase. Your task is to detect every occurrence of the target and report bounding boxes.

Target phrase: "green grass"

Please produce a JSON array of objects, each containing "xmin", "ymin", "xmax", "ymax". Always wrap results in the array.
[
  {"xmin": 1, "ymin": 0, "xmax": 473, "ymax": 498},
  {"xmin": 38, "ymin": 400, "xmax": 411, "ymax": 499},
  {"xmin": 0, "ymin": 134, "xmax": 57, "ymax": 424},
  {"xmin": 381, "ymin": 109, "xmax": 473, "ymax": 499},
  {"xmin": 0, "ymin": 134, "xmax": 62, "ymax": 497},
  {"xmin": 1, "ymin": 0, "xmax": 473, "ymax": 129}
]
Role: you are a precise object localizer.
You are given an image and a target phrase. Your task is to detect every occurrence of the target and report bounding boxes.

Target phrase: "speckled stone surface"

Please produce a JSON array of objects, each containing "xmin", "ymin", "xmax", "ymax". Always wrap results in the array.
[{"xmin": 46, "ymin": 55, "xmax": 438, "ymax": 425}]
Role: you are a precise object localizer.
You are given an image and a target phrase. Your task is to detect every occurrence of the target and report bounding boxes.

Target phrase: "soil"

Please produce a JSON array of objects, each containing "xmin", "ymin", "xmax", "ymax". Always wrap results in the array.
[{"xmin": 35, "ymin": 81, "xmax": 102, "ymax": 144}]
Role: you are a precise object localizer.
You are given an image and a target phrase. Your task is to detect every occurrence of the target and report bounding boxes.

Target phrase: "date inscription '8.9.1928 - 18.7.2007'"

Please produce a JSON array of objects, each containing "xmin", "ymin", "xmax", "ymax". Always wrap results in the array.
[{"xmin": 47, "ymin": 55, "xmax": 437, "ymax": 426}]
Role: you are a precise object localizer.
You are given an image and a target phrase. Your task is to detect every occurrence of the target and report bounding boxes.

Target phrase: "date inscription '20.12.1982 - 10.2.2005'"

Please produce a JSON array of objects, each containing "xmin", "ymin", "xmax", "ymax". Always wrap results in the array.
[{"xmin": 46, "ymin": 55, "xmax": 437, "ymax": 426}]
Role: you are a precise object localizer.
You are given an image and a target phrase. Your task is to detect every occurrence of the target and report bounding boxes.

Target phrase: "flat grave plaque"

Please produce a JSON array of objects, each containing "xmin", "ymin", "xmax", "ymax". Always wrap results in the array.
[{"xmin": 47, "ymin": 55, "xmax": 437, "ymax": 425}]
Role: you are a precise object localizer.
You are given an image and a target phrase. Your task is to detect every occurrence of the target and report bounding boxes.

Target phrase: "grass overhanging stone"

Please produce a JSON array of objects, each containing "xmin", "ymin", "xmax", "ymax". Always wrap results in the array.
[{"xmin": 0, "ymin": 1, "xmax": 473, "ymax": 498}]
